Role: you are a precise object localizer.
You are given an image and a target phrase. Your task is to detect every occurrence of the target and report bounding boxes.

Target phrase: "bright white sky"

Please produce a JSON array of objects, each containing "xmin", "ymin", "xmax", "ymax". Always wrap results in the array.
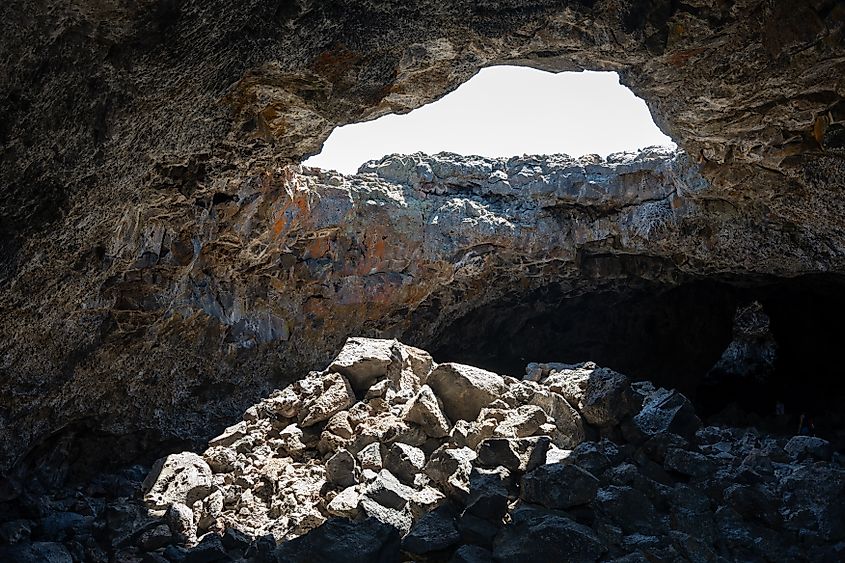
[{"xmin": 303, "ymin": 66, "xmax": 675, "ymax": 175}]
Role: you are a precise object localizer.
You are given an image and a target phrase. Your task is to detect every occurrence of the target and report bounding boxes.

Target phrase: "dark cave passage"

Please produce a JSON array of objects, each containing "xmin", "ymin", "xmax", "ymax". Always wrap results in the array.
[{"xmin": 431, "ymin": 274, "xmax": 845, "ymax": 440}]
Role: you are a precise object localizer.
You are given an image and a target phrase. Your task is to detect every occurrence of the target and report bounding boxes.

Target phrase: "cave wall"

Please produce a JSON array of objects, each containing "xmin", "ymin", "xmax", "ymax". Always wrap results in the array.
[{"xmin": 1, "ymin": 0, "xmax": 845, "ymax": 472}]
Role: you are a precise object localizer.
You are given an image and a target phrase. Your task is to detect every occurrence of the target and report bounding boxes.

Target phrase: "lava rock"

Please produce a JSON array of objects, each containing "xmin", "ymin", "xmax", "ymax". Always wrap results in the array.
[
  {"xmin": 784, "ymin": 435, "xmax": 833, "ymax": 462},
  {"xmin": 492, "ymin": 507, "xmax": 606, "ymax": 562},
  {"xmin": 404, "ymin": 385, "xmax": 452, "ymax": 438},
  {"xmin": 402, "ymin": 503, "xmax": 460, "ymax": 555},
  {"xmin": 543, "ymin": 366, "xmax": 638, "ymax": 427},
  {"xmin": 328, "ymin": 337, "xmax": 396, "ymax": 393},
  {"xmin": 521, "ymin": 462, "xmax": 600, "ymax": 509},
  {"xmin": 426, "ymin": 363, "xmax": 507, "ymax": 423},
  {"xmin": 274, "ymin": 517, "xmax": 400, "ymax": 563},
  {"xmin": 142, "ymin": 453, "xmax": 213, "ymax": 509},
  {"xmin": 383, "ymin": 442, "xmax": 425, "ymax": 484}
]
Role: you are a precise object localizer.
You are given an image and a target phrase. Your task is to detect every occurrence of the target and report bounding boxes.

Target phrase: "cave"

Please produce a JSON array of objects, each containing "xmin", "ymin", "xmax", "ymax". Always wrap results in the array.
[
  {"xmin": 3, "ymin": 1, "xmax": 845, "ymax": 560},
  {"xmin": 431, "ymin": 274, "xmax": 845, "ymax": 436}
]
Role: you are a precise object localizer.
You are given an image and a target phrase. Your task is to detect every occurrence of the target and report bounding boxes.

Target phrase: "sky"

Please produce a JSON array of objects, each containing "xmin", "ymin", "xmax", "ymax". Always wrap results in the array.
[{"xmin": 303, "ymin": 66, "xmax": 676, "ymax": 175}]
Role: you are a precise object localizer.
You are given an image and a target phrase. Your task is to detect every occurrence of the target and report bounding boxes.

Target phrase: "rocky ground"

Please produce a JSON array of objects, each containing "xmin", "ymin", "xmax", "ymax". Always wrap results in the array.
[{"xmin": 2, "ymin": 338, "xmax": 843, "ymax": 562}]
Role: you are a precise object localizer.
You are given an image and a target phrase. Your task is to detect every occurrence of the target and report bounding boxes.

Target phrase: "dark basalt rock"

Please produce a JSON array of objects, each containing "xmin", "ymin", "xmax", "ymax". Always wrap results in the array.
[{"xmin": 273, "ymin": 518, "xmax": 401, "ymax": 563}]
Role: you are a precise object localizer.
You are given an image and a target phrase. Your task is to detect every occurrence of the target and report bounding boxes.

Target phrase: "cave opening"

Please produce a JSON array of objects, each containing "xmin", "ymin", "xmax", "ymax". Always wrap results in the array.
[
  {"xmin": 429, "ymin": 274, "xmax": 845, "ymax": 445},
  {"xmin": 303, "ymin": 66, "xmax": 675, "ymax": 174}
]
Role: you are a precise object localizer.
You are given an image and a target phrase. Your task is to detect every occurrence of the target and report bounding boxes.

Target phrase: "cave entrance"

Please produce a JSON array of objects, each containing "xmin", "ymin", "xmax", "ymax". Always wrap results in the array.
[
  {"xmin": 303, "ymin": 66, "xmax": 675, "ymax": 174},
  {"xmin": 429, "ymin": 275, "xmax": 845, "ymax": 442}
]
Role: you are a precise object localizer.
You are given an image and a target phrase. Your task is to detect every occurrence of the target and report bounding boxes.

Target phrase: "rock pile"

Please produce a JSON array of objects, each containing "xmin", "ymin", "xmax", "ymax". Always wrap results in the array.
[{"xmin": 2, "ymin": 337, "xmax": 844, "ymax": 562}]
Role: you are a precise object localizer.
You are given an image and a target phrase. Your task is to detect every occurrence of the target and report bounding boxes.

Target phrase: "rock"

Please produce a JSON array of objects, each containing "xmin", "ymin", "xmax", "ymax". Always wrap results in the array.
[
  {"xmin": 521, "ymin": 463, "xmax": 600, "ymax": 509},
  {"xmin": 184, "ymin": 533, "xmax": 228, "ymax": 563},
  {"xmin": 784, "ymin": 436, "xmax": 833, "ymax": 462},
  {"xmin": 0, "ymin": 519, "xmax": 31, "ymax": 544},
  {"xmin": 220, "ymin": 527, "xmax": 251, "ymax": 550},
  {"xmin": 328, "ymin": 337, "xmax": 396, "ymax": 393},
  {"xmin": 142, "ymin": 453, "xmax": 213, "ymax": 510},
  {"xmin": 663, "ymin": 447, "xmax": 715, "ymax": 478},
  {"xmin": 627, "ymin": 388, "xmax": 701, "ymax": 442},
  {"xmin": 402, "ymin": 503, "xmax": 460, "ymax": 555},
  {"xmin": 364, "ymin": 469, "xmax": 414, "ymax": 510},
  {"xmin": 779, "ymin": 464, "xmax": 845, "ymax": 542},
  {"xmin": 543, "ymin": 366, "xmax": 637, "ymax": 427},
  {"xmin": 273, "ymin": 517, "xmax": 401, "ymax": 563},
  {"xmin": 207, "ymin": 421, "xmax": 248, "ymax": 448},
  {"xmin": 326, "ymin": 449, "xmax": 359, "ymax": 488},
  {"xmin": 136, "ymin": 524, "xmax": 173, "ymax": 551},
  {"xmin": 383, "ymin": 443, "xmax": 425, "ymax": 484},
  {"xmin": 404, "ymin": 385, "xmax": 452, "ymax": 438},
  {"xmin": 450, "ymin": 544, "xmax": 495, "ymax": 563},
  {"xmin": 164, "ymin": 503, "xmax": 195, "ymax": 542},
  {"xmin": 475, "ymin": 437, "xmax": 550, "ymax": 473},
  {"xmin": 359, "ymin": 497, "xmax": 414, "ymax": 535},
  {"xmin": 458, "ymin": 468, "xmax": 511, "ymax": 546},
  {"xmin": 426, "ymin": 363, "xmax": 507, "ymax": 423},
  {"xmin": 299, "ymin": 373, "xmax": 355, "ymax": 427},
  {"xmin": 519, "ymin": 383, "xmax": 586, "ymax": 448},
  {"xmin": 38, "ymin": 511, "xmax": 93, "ymax": 541},
  {"xmin": 492, "ymin": 507, "xmax": 606, "ymax": 562},
  {"xmin": 327, "ymin": 486, "xmax": 361, "ymax": 518},
  {"xmin": 425, "ymin": 446, "xmax": 477, "ymax": 501},
  {"xmin": 493, "ymin": 404, "xmax": 548, "ymax": 438},
  {"xmin": 356, "ymin": 442, "xmax": 383, "ymax": 471},
  {"xmin": 594, "ymin": 486, "xmax": 662, "ymax": 535},
  {"xmin": 0, "ymin": 542, "xmax": 73, "ymax": 563}
]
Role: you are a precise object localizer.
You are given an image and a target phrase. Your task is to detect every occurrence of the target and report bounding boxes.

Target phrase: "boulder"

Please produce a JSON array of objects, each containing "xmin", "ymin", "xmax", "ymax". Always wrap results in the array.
[
  {"xmin": 364, "ymin": 469, "xmax": 415, "ymax": 510},
  {"xmin": 426, "ymin": 363, "xmax": 507, "ymax": 423},
  {"xmin": 594, "ymin": 486, "xmax": 662, "ymax": 535},
  {"xmin": 521, "ymin": 463, "xmax": 600, "ymax": 509},
  {"xmin": 326, "ymin": 449, "xmax": 359, "ymax": 488},
  {"xmin": 142, "ymin": 453, "xmax": 213, "ymax": 510},
  {"xmin": 404, "ymin": 385, "xmax": 452, "ymax": 438},
  {"xmin": 274, "ymin": 517, "xmax": 401, "ymax": 563},
  {"xmin": 328, "ymin": 337, "xmax": 396, "ymax": 393},
  {"xmin": 544, "ymin": 366, "xmax": 638, "ymax": 427},
  {"xmin": 784, "ymin": 435, "xmax": 833, "ymax": 462},
  {"xmin": 663, "ymin": 447, "xmax": 715, "ymax": 478},
  {"xmin": 327, "ymin": 486, "xmax": 362, "ymax": 518},
  {"xmin": 475, "ymin": 437, "xmax": 550, "ymax": 473},
  {"xmin": 492, "ymin": 507, "xmax": 606, "ymax": 562},
  {"xmin": 425, "ymin": 446, "xmax": 477, "ymax": 501},
  {"xmin": 0, "ymin": 542, "xmax": 73, "ymax": 563},
  {"xmin": 383, "ymin": 442, "xmax": 426, "ymax": 484},
  {"xmin": 299, "ymin": 373, "xmax": 355, "ymax": 427},
  {"xmin": 402, "ymin": 503, "xmax": 461, "ymax": 555},
  {"xmin": 627, "ymin": 388, "xmax": 700, "ymax": 442}
]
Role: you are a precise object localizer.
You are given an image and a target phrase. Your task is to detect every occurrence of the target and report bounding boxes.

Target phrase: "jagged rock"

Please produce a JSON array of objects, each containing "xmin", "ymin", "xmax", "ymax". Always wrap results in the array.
[
  {"xmin": 183, "ymin": 533, "xmax": 227, "ymax": 563},
  {"xmin": 562, "ymin": 440, "xmax": 620, "ymax": 476},
  {"xmin": 326, "ymin": 449, "xmax": 359, "ymax": 488},
  {"xmin": 663, "ymin": 447, "xmax": 715, "ymax": 478},
  {"xmin": 364, "ymin": 470, "xmax": 414, "ymax": 510},
  {"xmin": 779, "ymin": 464, "xmax": 845, "ymax": 541},
  {"xmin": 404, "ymin": 385, "xmax": 452, "ymax": 438},
  {"xmin": 493, "ymin": 405, "xmax": 548, "ymax": 439},
  {"xmin": 164, "ymin": 503, "xmax": 195, "ymax": 543},
  {"xmin": 514, "ymin": 382, "xmax": 586, "ymax": 448},
  {"xmin": 383, "ymin": 443, "xmax": 426, "ymax": 485},
  {"xmin": 626, "ymin": 389, "xmax": 701, "ymax": 443},
  {"xmin": 299, "ymin": 373, "xmax": 355, "ymax": 427},
  {"xmin": 273, "ymin": 518, "xmax": 400, "ymax": 563},
  {"xmin": 493, "ymin": 507, "xmax": 606, "ymax": 562},
  {"xmin": 142, "ymin": 453, "xmax": 213, "ymax": 510},
  {"xmin": 328, "ymin": 338, "xmax": 396, "ymax": 393},
  {"xmin": 475, "ymin": 437, "xmax": 550, "ymax": 473},
  {"xmin": 543, "ymin": 366, "xmax": 638, "ymax": 427},
  {"xmin": 359, "ymin": 497, "xmax": 414, "ymax": 536},
  {"xmin": 425, "ymin": 447, "xmax": 477, "ymax": 501},
  {"xmin": 521, "ymin": 463, "xmax": 600, "ymax": 509},
  {"xmin": 356, "ymin": 442, "xmax": 383, "ymax": 471},
  {"xmin": 136, "ymin": 524, "xmax": 173, "ymax": 551},
  {"xmin": 427, "ymin": 363, "xmax": 507, "ymax": 423},
  {"xmin": 784, "ymin": 436, "xmax": 833, "ymax": 462},
  {"xmin": 401, "ymin": 503, "xmax": 461, "ymax": 555},
  {"xmin": 207, "ymin": 421, "xmax": 248, "ymax": 448},
  {"xmin": 594, "ymin": 486, "xmax": 662, "ymax": 535},
  {"xmin": 327, "ymin": 486, "xmax": 362, "ymax": 518},
  {"xmin": 0, "ymin": 542, "xmax": 73, "ymax": 563}
]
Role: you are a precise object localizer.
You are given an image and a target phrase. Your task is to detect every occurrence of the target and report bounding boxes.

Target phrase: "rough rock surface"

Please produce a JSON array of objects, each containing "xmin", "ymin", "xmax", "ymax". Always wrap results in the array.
[
  {"xmin": 2, "ymin": 0, "xmax": 845, "ymax": 475},
  {"xmin": 4, "ymin": 338, "xmax": 843, "ymax": 561}
]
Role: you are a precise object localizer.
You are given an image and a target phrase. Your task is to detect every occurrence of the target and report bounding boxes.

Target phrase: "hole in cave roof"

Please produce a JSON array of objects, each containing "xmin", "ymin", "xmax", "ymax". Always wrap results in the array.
[{"xmin": 303, "ymin": 66, "xmax": 676, "ymax": 175}]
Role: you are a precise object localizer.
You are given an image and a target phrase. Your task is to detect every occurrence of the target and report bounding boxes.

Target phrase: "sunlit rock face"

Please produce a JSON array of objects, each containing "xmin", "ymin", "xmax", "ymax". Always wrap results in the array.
[{"xmin": 1, "ymin": 0, "xmax": 844, "ymax": 471}]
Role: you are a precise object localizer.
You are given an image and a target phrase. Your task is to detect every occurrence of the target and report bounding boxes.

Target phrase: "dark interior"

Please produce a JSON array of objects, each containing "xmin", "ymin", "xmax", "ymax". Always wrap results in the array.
[{"xmin": 431, "ymin": 274, "xmax": 845, "ymax": 438}]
